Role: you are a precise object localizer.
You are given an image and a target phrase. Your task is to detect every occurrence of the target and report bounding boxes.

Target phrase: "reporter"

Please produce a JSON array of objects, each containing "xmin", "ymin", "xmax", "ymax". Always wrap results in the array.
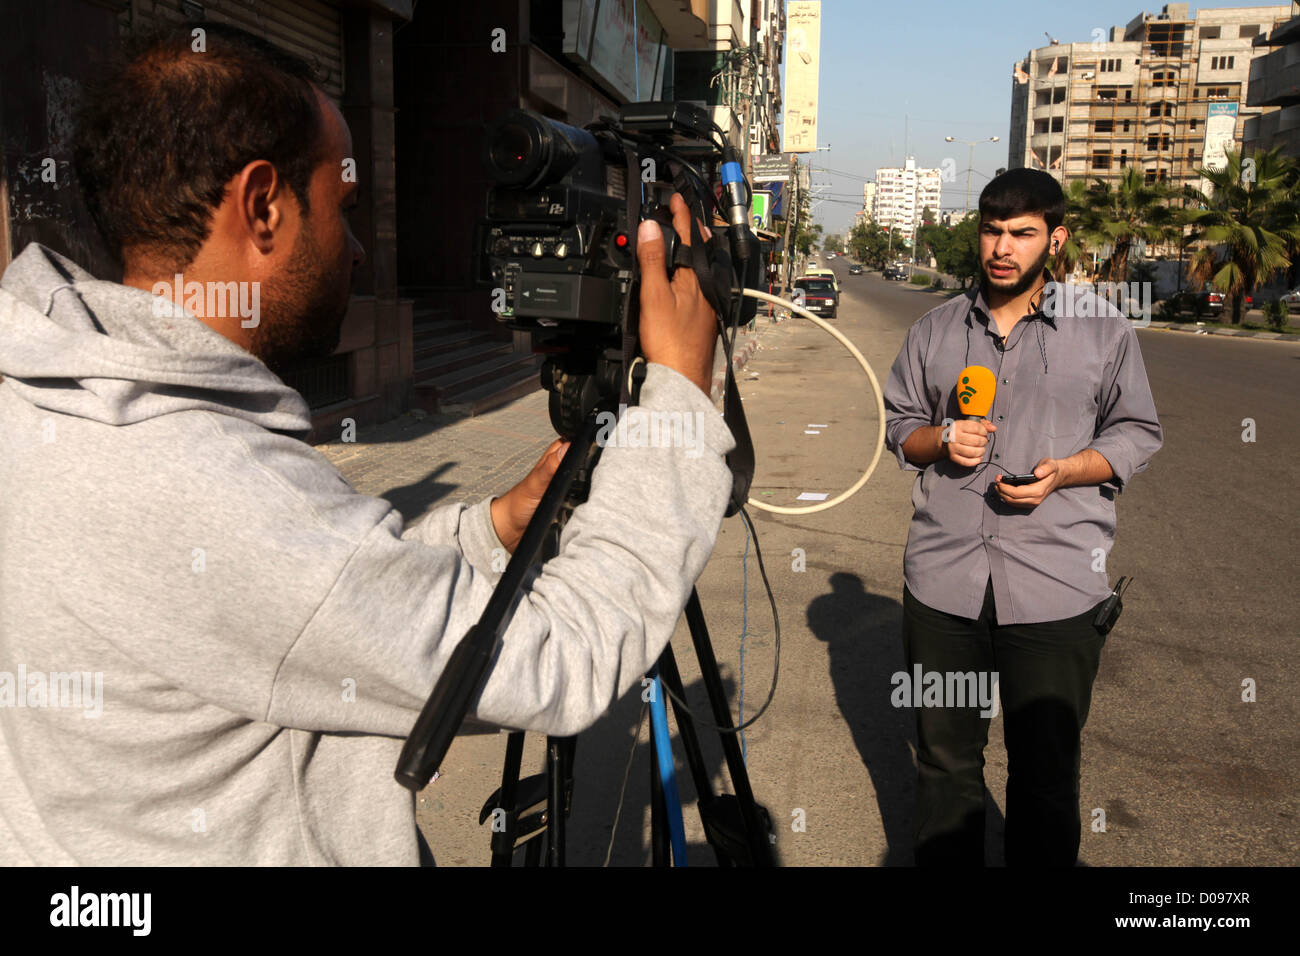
[{"xmin": 0, "ymin": 23, "xmax": 730, "ymax": 864}]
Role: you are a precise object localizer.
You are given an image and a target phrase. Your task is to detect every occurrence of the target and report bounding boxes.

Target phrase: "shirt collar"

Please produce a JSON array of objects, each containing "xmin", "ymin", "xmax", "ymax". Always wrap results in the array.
[{"xmin": 965, "ymin": 271, "xmax": 1059, "ymax": 331}]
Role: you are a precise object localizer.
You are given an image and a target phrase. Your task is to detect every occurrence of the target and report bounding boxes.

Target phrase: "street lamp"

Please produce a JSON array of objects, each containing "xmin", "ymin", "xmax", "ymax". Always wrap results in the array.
[{"xmin": 945, "ymin": 135, "xmax": 1001, "ymax": 216}]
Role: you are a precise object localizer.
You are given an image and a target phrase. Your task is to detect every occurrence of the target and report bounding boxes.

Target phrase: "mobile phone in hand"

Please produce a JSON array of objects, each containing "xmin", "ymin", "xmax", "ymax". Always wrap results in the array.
[{"xmin": 999, "ymin": 472, "xmax": 1040, "ymax": 486}]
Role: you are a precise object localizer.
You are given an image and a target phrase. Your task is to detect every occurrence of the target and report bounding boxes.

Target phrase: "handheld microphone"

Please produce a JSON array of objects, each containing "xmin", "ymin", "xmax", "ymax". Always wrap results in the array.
[
  {"xmin": 720, "ymin": 146, "xmax": 757, "ymax": 264},
  {"xmin": 956, "ymin": 365, "xmax": 996, "ymax": 420}
]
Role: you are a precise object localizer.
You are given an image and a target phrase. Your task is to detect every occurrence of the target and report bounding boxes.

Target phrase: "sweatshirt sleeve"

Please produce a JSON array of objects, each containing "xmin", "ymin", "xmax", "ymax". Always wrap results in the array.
[{"xmin": 265, "ymin": 363, "xmax": 736, "ymax": 739}]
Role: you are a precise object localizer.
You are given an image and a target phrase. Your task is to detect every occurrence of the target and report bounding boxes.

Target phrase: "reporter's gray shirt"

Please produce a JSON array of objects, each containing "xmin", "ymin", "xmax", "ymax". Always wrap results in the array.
[{"xmin": 883, "ymin": 283, "xmax": 1163, "ymax": 625}]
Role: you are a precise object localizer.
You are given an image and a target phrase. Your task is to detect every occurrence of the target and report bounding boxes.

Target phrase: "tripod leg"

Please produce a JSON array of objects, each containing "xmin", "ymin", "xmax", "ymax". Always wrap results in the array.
[
  {"xmin": 658, "ymin": 647, "xmax": 727, "ymax": 866},
  {"xmin": 491, "ymin": 731, "xmax": 526, "ymax": 867},
  {"xmin": 649, "ymin": 727, "xmax": 669, "ymax": 866},
  {"xmin": 684, "ymin": 589, "xmax": 776, "ymax": 866},
  {"xmin": 545, "ymin": 735, "xmax": 575, "ymax": 866}
]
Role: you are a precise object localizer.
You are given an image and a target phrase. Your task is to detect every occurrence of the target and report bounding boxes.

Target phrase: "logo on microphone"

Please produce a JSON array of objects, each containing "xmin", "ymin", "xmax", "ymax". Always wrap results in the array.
[{"xmin": 958, "ymin": 377, "xmax": 978, "ymax": 406}]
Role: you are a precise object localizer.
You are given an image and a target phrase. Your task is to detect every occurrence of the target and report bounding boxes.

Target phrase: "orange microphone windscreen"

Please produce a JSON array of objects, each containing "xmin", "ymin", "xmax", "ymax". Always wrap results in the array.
[{"xmin": 956, "ymin": 365, "xmax": 997, "ymax": 418}]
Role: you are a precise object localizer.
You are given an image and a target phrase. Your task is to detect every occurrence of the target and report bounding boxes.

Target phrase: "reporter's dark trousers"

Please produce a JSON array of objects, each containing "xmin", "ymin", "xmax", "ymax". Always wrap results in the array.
[{"xmin": 902, "ymin": 578, "xmax": 1108, "ymax": 867}]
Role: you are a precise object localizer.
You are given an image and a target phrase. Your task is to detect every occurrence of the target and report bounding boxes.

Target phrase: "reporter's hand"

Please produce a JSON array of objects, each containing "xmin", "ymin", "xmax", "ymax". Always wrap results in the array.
[
  {"xmin": 637, "ymin": 193, "xmax": 717, "ymax": 395},
  {"xmin": 490, "ymin": 439, "xmax": 569, "ymax": 554},
  {"xmin": 995, "ymin": 457, "xmax": 1064, "ymax": 508},
  {"xmin": 946, "ymin": 418, "xmax": 996, "ymax": 468}
]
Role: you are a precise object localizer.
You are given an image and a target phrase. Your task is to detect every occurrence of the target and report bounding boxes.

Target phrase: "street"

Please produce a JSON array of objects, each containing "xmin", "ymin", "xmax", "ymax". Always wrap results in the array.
[{"xmin": 331, "ymin": 257, "xmax": 1300, "ymax": 866}]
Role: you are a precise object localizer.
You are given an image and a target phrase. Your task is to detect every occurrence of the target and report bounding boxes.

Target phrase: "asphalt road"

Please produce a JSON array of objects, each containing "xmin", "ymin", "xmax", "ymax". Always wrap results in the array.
[{"xmin": 419, "ymin": 257, "xmax": 1299, "ymax": 866}]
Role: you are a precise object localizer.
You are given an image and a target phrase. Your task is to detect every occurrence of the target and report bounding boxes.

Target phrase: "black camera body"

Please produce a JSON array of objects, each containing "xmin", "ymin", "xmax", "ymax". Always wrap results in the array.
[{"xmin": 479, "ymin": 103, "xmax": 719, "ymax": 335}]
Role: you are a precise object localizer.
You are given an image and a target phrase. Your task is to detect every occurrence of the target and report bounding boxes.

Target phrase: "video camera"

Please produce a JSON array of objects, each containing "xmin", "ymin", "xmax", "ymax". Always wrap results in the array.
[{"xmin": 476, "ymin": 101, "xmax": 761, "ymax": 437}]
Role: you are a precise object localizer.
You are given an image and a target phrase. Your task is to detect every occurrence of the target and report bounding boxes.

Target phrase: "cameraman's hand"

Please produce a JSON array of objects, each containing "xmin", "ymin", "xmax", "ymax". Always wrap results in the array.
[
  {"xmin": 490, "ymin": 438, "xmax": 570, "ymax": 554},
  {"xmin": 637, "ymin": 193, "xmax": 718, "ymax": 395},
  {"xmin": 947, "ymin": 418, "xmax": 996, "ymax": 468}
]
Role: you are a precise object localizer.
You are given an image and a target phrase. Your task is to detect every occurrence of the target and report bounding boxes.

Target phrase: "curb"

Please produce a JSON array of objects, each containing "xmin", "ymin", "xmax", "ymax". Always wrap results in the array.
[
  {"xmin": 1140, "ymin": 321, "xmax": 1297, "ymax": 341},
  {"xmin": 710, "ymin": 331, "xmax": 761, "ymax": 403}
]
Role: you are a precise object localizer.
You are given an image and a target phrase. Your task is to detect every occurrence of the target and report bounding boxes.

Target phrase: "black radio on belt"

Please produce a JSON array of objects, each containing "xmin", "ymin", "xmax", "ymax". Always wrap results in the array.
[{"xmin": 1094, "ymin": 576, "xmax": 1133, "ymax": 636}]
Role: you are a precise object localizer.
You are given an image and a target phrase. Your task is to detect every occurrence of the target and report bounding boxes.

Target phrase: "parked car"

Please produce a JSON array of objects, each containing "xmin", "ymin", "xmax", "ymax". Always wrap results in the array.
[
  {"xmin": 1279, "ymin": 288, "xmax": 1300, "ymax": 311},
  {"xmin": 848, "ymin": 264, "xmax": 863, "ymax": 275},
  {"xmin": 882, "ymin": 265, "xmax": 908, "ymax": 280},
  {"xmin": 1168, "ymin": 286, "xmax": 1224, "ymax": 315},
  {"xmin": 805, "ymin": 267, "xmax": 840, "ymax": 293},
  {"xmin": 792, "ymin": 276, "xmax": 838, "ymax": 318}
]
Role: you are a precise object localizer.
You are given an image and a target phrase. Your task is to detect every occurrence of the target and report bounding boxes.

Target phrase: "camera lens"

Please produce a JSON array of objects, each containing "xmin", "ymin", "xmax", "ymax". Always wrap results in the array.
[
  {"xmin": 489, "ymin": 123, "xmax": 534, "ymax": 175},
  {"xmin": 483, "ymin": 110, "xmax": 588, "ymax": 190}
]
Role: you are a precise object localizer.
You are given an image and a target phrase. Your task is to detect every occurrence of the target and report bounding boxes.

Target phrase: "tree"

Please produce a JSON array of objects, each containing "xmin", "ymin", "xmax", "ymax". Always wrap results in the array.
[
  {"xmin": 823, "ymin": 233, "xmax": 845, "ymax": 255},
  {"xmin": 1063, "ymin": 165, "xmax": 1180, "ymax": 283},
  {"xmin": 940, "ymin": 215, "xmax": 981, "ymax": 288},
  {"xmin": 848, "ymin": 220, "xmax": 890, "ymax": 269},
  {"xmin": 1184, "ymin": 147, "xmax": 1300, "ymax": 325}
]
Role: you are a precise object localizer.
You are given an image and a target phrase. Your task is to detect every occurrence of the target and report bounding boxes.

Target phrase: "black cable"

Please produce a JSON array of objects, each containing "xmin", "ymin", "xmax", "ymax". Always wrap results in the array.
[{"xmin": 660, "ymin": 502, "xmax": 782, "ymax": 735}]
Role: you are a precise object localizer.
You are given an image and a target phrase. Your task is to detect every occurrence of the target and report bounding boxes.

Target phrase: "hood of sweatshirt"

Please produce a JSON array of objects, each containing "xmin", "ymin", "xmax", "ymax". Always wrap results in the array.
[{"xmin": 0, "ymin": 243, "xmax": 312, "ymax": 439}]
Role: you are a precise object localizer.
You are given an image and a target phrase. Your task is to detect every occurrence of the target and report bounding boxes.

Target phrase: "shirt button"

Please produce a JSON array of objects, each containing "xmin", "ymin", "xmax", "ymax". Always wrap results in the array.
[
  {"xmin": 993, "ymin": 453, "xmax": 999, "ymax": 460},
  {"xmin": 997, "ymin": 415, "xmax": 1004, "ymax": 421},
  {"xmin": 1001, "ymin": 378, "xmax": 1010, "ymax": 384},
  {"xmin": 988, "ymin": 534, "xmax": 996, "ymax": 540}
]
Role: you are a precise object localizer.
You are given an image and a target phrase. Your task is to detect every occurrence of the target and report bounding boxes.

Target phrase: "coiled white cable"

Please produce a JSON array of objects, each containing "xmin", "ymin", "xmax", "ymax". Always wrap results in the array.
[{"xmin": 737, "ymin": 288, "xmax": 887, "ymax": 515}]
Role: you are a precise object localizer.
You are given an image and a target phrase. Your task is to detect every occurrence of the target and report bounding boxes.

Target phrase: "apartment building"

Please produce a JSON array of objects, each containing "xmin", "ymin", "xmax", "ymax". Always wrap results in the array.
[
  {"xmin": 861, "ymin": 181, "xmax": 877, "ymax": 222},
  {"xmin": 871, "ymin": 158, "xmax": 942, "ymax": 235},
  {"xmin": 1244, "ymin": 3, "xmax": 1300, "ymax": 157},
  {"xmin": 1008, "ymin": 3, "xmax": 1291, "ymax": 188}
]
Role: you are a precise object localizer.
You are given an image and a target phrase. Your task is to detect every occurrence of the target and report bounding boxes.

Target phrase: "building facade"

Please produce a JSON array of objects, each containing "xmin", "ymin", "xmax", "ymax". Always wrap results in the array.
[
  {"xmin": 1007, "ymin": 3, "xmax": 1291, "ymax": 189},
  {"xmin": 871, "ymin": 157, "xmax": 942, "ymax": 236},
  {"xmin": 1244, "ymin": 3, "xmax": 1300, "ymax": 157}
]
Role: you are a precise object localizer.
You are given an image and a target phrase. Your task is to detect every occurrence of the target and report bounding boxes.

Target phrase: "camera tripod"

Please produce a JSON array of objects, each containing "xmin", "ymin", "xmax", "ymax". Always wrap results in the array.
[{"xmin": 395, "ymin": 353, "xmax": 776, "ymax": 866}]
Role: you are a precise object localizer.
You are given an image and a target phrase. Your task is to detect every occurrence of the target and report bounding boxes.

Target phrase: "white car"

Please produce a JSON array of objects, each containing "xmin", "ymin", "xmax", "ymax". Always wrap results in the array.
[{"xmin": 1281, "ymin": 288, "xmax": 1300, "ymax": 311}]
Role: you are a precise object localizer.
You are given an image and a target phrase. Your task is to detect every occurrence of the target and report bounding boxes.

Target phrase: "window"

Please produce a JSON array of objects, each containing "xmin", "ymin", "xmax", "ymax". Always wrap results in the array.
[
  {"xmin": 1147, "ymin": 134, "xmax": 1159, "ymax": 150},
  {"xmin": 1092, "ymin": 151, "xmax": 1113, "ymax": 170},
  {"xmin": 1210, "ymin": 56, "xmax": 1235, "ymax": 70},
  {"xmin": 1120, "ymin": 149, "xmax": 1129, "ymax": 167},
  {"xmin": 1149, "ymin": 102, "xmax": 1174, "ymax": 117},
  {"xmin": 1199, "ymin": 26, "xmax": 1221, "ymax": 40},
  {"xmin": 1096, "ymin": 119, "xmax": 1115, "ymax": 133},
  {"xmin": 1190, "ymin": 117, "xmax": 1198, "ymax": 130},
  {"xmin": 1123, "ymin": 118, "xmax": 1131, "ymax": 132},
  {"xmin": 1125, "ymin": 89, "xmax": 1133, "ymax": 102},
  {"xmin": 1100, "ymin": 58, "xmax": 1122, "ymax": 72},
  {"xmin": 1187, "ymin": 147, "xmax": 1197, "ymax": 162},
  {"xmin": 1098, "ymin": 87, "xmax": 1117, "ymax": 100},
  {"xmin": 1239, "ymin": 25, "xmax": 1260, "ymax": 40}
]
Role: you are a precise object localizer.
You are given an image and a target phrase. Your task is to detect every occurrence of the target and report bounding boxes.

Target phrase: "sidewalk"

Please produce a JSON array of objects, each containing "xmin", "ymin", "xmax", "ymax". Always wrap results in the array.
[{"xmin": 313, "ymin": 322, "xmax": 771, "ymax": 522}]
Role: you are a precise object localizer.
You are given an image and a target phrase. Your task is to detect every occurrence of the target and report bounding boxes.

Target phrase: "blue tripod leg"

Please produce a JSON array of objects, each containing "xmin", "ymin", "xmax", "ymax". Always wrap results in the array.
[{"xmin": 648, "ymin": 669, "xmax": 688, "ymax": 866}]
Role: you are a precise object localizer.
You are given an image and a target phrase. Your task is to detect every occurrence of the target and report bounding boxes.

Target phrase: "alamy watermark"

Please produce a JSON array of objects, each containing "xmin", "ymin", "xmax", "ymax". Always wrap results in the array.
[
  {"xmin": 891, "ymin": 665, "xmax": 1000, "ymax": 718},
  {"xmin": 1042, "ymin": 281, "xmax": 1151, "ymax": 327},
  {"xmin": 595, "ymin": 404, "xmax": 706, "ymax": 458},
  {"xmin": 151, "ymin": 273, "xmax": 260, "ymax": 328},
  {"xmin": 0, "ymin": 666, "xmax": 103, "ymax": 718}
]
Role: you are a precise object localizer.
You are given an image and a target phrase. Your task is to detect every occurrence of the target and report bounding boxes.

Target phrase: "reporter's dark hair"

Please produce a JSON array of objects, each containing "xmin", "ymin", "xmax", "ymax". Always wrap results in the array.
[
  {"xmin": 978, "ymin": 168, "xmax": 1066, "ymax": 232},
  {"xmin": 73, "ymin": 21, "xmax": 323, "ymax": 270}
]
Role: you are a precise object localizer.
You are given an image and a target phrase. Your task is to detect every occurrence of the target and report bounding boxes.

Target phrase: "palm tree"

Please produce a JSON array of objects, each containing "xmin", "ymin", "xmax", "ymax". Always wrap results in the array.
[
  {"xmin": 1057, "ymin": 166, "xmax": 1181, "ymax": 283},
  {"xmin": 1183, "ymin": 147, "xmax": 1300, "ymax": 325}
]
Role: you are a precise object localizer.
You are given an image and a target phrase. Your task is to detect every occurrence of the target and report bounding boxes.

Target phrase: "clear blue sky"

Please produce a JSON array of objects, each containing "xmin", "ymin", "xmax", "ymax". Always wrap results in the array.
[{"xmin": 785, "ymin": 0, "xmax": 1283, "ymax": 235}]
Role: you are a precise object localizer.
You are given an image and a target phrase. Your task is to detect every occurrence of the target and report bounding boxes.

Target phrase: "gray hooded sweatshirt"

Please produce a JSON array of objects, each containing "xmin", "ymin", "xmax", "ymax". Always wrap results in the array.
[{"xmin": 0, "ymin": 244, "xmax": 735, "ymax": 865}]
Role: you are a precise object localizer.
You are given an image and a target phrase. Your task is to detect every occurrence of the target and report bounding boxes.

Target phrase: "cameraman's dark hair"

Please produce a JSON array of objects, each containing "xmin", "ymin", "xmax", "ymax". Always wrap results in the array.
[
  {"xmin": 978, "ymin": 168, "xmax": 1066, "ymax": 233},
  {"xmin": 73, "ymin": 21, "xmax": 324, "ymax": 270}
]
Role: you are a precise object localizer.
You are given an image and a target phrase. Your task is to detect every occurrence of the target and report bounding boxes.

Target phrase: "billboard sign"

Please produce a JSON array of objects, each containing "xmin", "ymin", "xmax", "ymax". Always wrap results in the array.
[{"xmin": 782, "ymin": 1, "xmax": 822, "ymax": 153}]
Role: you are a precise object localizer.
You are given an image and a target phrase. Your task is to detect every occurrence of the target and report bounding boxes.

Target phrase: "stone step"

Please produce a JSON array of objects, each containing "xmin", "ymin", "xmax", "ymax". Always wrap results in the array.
[{"xmin": 437, "ymin": 361, "xmax": 543, "ymax": 414}]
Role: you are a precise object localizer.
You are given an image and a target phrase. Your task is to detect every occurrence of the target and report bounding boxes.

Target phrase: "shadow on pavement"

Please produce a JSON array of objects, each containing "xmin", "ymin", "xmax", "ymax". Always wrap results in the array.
[{"xmin": 805, "ymin": 571, "xmax": 1007, "ymax": 866}]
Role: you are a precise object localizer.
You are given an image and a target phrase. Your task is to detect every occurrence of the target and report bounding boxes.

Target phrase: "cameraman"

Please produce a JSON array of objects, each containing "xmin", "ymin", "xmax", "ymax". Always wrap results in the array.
[{"xmin": 0, "ymin": 24, "xmax": 730, "ymax": 864}]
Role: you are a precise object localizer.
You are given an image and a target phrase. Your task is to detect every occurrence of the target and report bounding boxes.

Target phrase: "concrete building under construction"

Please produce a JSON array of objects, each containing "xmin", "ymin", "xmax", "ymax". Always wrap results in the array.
[{"xmin": 1007, "ymin": 3, "xmax": 1292, "ymax": 189}]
